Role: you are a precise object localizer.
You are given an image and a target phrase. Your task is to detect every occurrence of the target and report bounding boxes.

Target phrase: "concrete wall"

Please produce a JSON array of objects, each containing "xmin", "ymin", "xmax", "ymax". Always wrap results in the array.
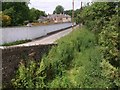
[
  {"xmin": 1, "ymin": 23, "xmax": 72, "ymax": 44},
  {"xmin": 1, "ymin": 44, "xmax": 56, "ymax": 87}
]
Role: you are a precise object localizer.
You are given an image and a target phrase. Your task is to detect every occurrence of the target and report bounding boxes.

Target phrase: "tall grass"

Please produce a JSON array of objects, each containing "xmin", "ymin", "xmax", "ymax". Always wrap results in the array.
[{"xmin": 11, "ymin": 27, "xmax": 119, "ymax": 88}]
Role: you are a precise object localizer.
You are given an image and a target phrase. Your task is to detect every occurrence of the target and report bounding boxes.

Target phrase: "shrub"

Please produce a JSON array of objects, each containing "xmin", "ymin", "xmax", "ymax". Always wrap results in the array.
[
  {"xmin": 99, "ymin": 15, "xmax": 120, "ymax": 67},
  {"xmin": 0, "ymin": 12, "xmax": 11, "ymax": 27},
  {"xmin": 11, "ymin": 60, "xmax": 46, "ymax": 88}
]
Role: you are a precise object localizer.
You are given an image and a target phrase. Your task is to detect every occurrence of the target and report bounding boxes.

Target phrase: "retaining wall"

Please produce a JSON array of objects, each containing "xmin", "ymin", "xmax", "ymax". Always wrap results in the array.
[{"xmin": 1, "ymin": 44, "xmax": 56, "ymax": 87}]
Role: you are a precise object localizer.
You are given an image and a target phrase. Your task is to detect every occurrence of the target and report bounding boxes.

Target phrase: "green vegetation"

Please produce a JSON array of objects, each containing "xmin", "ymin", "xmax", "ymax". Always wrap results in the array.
[
  {"xmin": 53, "ymin": 5, "xmax": 64, "ymax": 14},
  {"xmin": 11, "ymin": 2, "xmax": 120, "ymax": 88},
  {"xmin": 1, "ymin": 40, "xmax": 31, "ymax": 46},
  {"xmin": 1, "ymin": 2, "xmax": 46, "ymax": 27},
  {"xmin": 29, "ymin": 8, "xmax": 46, "ymax": 22},
  {"xmin": 12, "ymin": 27, "xmax": 104, "ymax": 88},
  {"xmin": 78, "ymin": 2, "xmax": 120, "ymax": 67},
  {"xmin": 2, "ymin": 2, "xmax": 30, "ymax": 26},
  {"xmin": 64, "ymin": 9, "xmax": 81, "ymax": 24},
  {"xmin": 0, "ymin": 12, "xmax": 11, "ymax": 27}
]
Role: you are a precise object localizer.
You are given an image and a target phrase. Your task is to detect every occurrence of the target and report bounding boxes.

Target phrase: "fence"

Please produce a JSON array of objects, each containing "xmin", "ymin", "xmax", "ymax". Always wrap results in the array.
[{"xmin": 0, "ymin": 23, "xmax": 72, "ymax": 44}]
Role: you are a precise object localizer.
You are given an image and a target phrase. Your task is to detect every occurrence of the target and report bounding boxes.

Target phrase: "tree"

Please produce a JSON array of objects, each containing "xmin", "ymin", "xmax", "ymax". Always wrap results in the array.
[
  {"xmin": 53, "ymin": 5, "xmax": 64, "ymax": 14},
  {"xmin": 0, "ymin": 12, "xmax": 11, "ymax": 27},
  {"xmin": 29, "ymin": 8, "xmax": 46, "ymax": 21},
  {"xmin": 64, "ymin": 9, "xmax": 82, "ymax": 24},
  {"xmin": 64, "ymin": 10, "xmax": 72, "ymax": 16},
  {"xmin": 2, "ymin": 2, "xmax": 30, "ymax": 26}
]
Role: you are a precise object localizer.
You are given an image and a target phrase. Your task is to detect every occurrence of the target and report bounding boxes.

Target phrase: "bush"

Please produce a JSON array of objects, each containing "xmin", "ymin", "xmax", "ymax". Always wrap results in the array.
[
  {"xmin": 0, "ymin": 12, "xmax": 11, "ymax": 27},
  {"xmin": 99, "ymin": 15, "xmax": 120, "ymax": 67},
  {"xmin": 11, "ymin": 60, "xmax": 46, "ymax": 88},
  {"xmin": 79, "ymin": 2, "xmax": 118, "ymax": 35}
]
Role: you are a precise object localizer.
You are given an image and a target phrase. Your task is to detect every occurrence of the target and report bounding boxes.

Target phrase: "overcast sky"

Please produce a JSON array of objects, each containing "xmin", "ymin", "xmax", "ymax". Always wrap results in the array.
[{"xmin": 28, "ymin": 0, "xmax": 91, "ymax": 14}]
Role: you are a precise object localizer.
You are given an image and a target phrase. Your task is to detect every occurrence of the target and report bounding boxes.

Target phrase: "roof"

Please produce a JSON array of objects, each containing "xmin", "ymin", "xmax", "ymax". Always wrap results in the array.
[
  {"xmin": 39, "ymin": 16, "xmax": 47, "ymax": 19},
  {"xmin": 47, "ymin": 14, "xmax": 71, "ymax": 19}
]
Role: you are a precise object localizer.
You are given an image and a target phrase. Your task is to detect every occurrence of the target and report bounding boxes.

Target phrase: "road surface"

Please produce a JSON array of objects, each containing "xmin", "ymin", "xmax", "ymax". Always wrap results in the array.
[
  {"xmin": 15, "ymin": 27, "xmax": 74, "ymax": 46},
  {"xmin": 0, "ymin": 25, "xmax": 78, "ymax": 49}
]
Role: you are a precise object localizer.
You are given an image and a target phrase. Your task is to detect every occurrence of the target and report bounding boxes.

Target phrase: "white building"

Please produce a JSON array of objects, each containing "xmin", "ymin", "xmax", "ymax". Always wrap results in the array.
[{"xmin": 47, "ymin": 14, "xmax": 71, "ymax": 23}]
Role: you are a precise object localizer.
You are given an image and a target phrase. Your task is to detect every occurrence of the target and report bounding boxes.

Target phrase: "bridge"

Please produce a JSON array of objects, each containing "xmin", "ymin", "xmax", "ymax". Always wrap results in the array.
[{"xmin": 1, "ymin": 24, "xmax": 78, "ymax": 86}]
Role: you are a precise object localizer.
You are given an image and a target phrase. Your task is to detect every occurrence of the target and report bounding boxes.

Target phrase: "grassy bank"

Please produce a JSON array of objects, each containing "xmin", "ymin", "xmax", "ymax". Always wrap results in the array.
[
  {"xmin": 10, "ymin": 2, "xmax": 120, "ymax": 88},
  {"xmin": 11, "ymin": 26, "xmax": 119, "ymax": 88}
]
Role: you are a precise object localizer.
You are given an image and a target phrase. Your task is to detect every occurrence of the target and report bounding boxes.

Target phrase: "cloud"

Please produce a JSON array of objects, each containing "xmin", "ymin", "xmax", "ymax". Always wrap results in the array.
[{"xmin": 28, "ymin": 0, "xmax": 90, "ymax": 14}]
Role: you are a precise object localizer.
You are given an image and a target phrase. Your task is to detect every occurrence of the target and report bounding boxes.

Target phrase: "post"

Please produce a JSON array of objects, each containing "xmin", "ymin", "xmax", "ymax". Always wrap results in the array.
[
  {"xmin": 81, "ymin": 1, "xmax": 82, "ymax": 9},
  {"xmin": 80, "ymin": 1, "xmax": 83, "ymax": 27},
  {"xmin": 72, "ymin": 0, "xmax": 74, "ymax": 31}
]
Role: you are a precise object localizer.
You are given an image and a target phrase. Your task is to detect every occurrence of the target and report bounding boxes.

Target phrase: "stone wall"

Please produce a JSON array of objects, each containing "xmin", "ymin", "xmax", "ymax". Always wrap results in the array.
[{"xmin": 1, "ymin": 44, "xmax": 56, "ymax": 87}]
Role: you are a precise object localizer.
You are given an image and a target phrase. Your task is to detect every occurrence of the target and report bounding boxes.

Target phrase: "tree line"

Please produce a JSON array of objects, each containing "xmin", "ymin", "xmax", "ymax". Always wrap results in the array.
[
  {"xmin": 1, "ymin": 2, "xmax": 81, "ymax": 27},
  {"xmin": 1, "ymin": 2, "xmax": 46, "ymax": 27}
]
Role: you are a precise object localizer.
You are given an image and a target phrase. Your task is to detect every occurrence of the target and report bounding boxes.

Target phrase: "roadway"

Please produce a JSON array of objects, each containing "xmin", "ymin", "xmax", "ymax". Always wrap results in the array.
[
  {"xmin": 16, "ymin": 28, "xmax": 71, "ymax": 46},
  {"xmin": 0, "ymin": 25, "xmax": 78, "ymax": 49},
  {"xmin": 15, "ymin": 25, "xmax": 78, "ymax": 46}
]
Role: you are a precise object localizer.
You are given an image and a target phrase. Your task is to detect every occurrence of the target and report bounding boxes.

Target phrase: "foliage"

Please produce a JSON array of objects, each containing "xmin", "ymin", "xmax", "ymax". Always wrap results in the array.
[
  {"xmin": 0, "ymin": 12, "xmax": 11, "ymax": 27},
  {"xmin": 11, "ymin": 2, "xmax": 120, "ymax": 88},
  {"xmin": 79, "ymin": 2, "xmax": 120, "ymax": 87},
  {"xmin": 2, "ymin": 2, "xmax": 30, "ymax": 26},
  {"xmin": 12, "ymin": 27, "xmax": 119, "ymax": 88},
  {"xmin": 100, "ymin": 60, "xmax": 119, "ymax": 81},
  {"xmin": 64, "ymin": 9, "xmax": 81, "ymax": 24},
  {"xmin": 11, "ymin": 60, "xmax": 46, "ymax": 88},
  {"xmin": 78, "ymin": 2, "xmax": 118, "ymax": 33},
  {"xmin": 99, "ymin": 15, "xmax": 120, "ymax": 67},
  {"xmin": 2, "ymin": 2, "xmax": 46, "ymax": 26},
  {"xmin": 64, "ymin": 10, "xmax": 72, "ymax": 16},
  {"xmin": 53, "ymin": 5, "xmax": 64, "ymax": 14},
  {"xmin": 29, "ymin": 8, "xmax": 46, "ymax": 21}
]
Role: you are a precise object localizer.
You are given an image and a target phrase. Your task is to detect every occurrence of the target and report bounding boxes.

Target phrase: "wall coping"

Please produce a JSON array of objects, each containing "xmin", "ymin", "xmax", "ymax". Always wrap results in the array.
[{"xmin": 0, "ymin": 43, "xmax": 57, "ymax": 50}]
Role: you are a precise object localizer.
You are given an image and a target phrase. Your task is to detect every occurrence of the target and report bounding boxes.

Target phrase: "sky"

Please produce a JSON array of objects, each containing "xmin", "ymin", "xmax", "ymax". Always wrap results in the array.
[{"xmin": 28, "ymin": 0, "xmax": 91, "ymax": 14}]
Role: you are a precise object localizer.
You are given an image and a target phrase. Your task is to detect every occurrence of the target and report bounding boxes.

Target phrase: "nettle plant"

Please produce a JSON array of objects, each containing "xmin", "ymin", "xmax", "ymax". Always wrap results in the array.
[{"xmin": 11, "ymin": 60, "xmax": 46, "ymax": 88}]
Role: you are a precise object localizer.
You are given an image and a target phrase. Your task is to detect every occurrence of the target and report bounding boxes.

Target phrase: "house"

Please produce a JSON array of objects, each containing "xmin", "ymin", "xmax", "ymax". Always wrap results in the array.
[
  {"xmin": 47, "ymin": 14, "xmax": 71, "ymax": 23},
  {"xmin": 38, "ymin": 16, "xmax": 48, "ymax": 23},
  {"xmin": 38, "ymin": 14, "xmax": 71, "ymax": 24}
]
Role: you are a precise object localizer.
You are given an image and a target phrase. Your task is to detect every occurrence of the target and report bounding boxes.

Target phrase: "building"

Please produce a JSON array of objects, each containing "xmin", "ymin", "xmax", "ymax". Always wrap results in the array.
[
  {"xmin": 38, "ymin": 16, "xmax": 48, "ymax": 23},
  {"xmin": 47, "ymin": 14, "xmax": 71, "ymax": 23},
  {"xmin": 38, "ymin": 14, "xmax": 71, "ymax": 24}
]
